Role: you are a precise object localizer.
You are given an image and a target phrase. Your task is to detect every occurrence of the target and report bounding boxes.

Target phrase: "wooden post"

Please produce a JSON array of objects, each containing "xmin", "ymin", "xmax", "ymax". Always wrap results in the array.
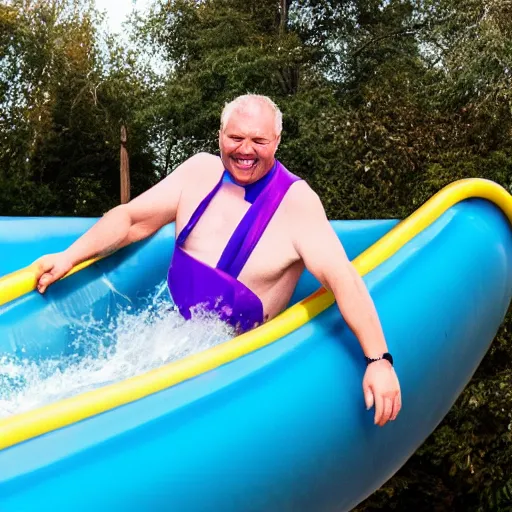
[
  {"xmin": 280, "ymin": 0, "xmax": 288, "ymax": 33},
  {"xmin": 120, "ymin": 124, "xmax": 130, "ymax": 204}
]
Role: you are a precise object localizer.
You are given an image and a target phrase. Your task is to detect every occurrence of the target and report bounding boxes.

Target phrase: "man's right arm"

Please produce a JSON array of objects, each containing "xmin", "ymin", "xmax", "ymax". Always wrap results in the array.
[{"xmin": 35, "ymin": 152, "xmax": 209, "ymax": 293}]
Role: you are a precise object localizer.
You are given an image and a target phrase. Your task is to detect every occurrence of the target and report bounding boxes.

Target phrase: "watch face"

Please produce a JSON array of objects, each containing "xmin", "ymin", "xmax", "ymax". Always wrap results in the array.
[
  {"xmin": 365, "ymin": 353, "xmax": 393, "ymax": 366},
  {"xmin": 383, "ymin": 353, "xmax": 394, "ymax": 366}
]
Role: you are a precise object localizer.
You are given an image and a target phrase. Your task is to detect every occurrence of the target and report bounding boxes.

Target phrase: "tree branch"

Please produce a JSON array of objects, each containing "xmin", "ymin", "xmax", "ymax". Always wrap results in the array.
[{"xmin": 352, "ymin": 25, "xmax": 425, "ymax": 58}]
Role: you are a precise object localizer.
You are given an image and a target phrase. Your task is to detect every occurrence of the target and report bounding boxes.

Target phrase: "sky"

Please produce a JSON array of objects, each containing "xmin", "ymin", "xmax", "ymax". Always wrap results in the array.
[
  {"xmin": 94, "ymin": 0, "xmax": 151, "ymax": 35},
  {"xmin": 93, "ymin": 0, "xmax": 167, "ymax": 73}
]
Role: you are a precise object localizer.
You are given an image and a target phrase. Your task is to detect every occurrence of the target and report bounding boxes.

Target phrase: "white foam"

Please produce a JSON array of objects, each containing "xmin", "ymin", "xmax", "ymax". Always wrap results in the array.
[{"xmin": 0, "ymin": 285, "xmax": 235, "ymax": 418}]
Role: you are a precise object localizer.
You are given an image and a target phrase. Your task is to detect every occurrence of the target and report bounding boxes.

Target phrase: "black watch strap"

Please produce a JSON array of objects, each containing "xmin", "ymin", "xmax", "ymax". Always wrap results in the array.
[{"xmin": 365, "ymin": 352, "xmax": 394, "ymax": 366}]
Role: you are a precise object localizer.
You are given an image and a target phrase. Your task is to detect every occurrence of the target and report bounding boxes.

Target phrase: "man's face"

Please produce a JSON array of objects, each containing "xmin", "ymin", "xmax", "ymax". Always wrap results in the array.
[{"xmin": 219, "ymin": 103, "xmax": 281, "ymax": 185}]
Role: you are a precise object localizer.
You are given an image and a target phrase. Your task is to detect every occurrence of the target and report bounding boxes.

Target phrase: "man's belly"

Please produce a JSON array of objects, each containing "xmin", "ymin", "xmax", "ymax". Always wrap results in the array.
[
  {"xmin": 246, "ymin": 260, "xmax": 305, "ymax": 322},
  {"xmin": 179, "ymin": 242, "xmax": 303, "ymax": 324},
  {"xmin": 180, "ymin": 208, "xmax": 303, "ymax": 324}
]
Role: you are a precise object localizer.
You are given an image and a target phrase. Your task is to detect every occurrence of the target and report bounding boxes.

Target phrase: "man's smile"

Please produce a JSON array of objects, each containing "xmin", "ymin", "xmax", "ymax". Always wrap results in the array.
[{"xmin": 233, "ymin": 157, "xmax": 258, "ymax": 170}]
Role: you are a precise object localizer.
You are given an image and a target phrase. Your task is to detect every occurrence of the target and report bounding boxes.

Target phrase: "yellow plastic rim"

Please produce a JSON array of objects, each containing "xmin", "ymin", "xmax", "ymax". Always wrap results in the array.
[{"xmin": 0, "ymin": 178, "xmax": 511, "ymax": 450}]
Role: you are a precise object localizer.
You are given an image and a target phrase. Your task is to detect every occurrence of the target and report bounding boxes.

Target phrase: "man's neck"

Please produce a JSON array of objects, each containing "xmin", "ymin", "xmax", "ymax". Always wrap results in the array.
[{"xmin": 225, "ymin": 160, "xmax": 278, "ymax": 203}]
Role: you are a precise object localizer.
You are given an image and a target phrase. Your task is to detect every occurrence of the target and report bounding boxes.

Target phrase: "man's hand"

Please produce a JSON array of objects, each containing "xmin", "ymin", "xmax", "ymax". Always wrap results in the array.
[
  {"xmin": 33, "ymin": 252, "xmax": 74, "ymax": 294},
  {"xmin": 363, "ymin": 360, "xmax": 401, "ymax": 426}
]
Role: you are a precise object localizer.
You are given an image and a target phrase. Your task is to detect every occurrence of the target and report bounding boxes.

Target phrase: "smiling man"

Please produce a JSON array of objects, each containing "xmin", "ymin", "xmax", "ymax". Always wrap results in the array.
[{"xmin": 34, "ymin": 94, "xmax": 401, "ymax": 426}]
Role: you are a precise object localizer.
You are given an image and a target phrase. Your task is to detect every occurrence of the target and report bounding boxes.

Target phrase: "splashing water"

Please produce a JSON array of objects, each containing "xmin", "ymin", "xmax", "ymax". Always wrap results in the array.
[{"xmin": 0, "ymin": 285, "xmax": 236, "ymax": 419}]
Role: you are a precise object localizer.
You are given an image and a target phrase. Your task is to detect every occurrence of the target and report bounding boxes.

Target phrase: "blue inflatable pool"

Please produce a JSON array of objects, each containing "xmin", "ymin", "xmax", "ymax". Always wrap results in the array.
[{"xmin": 0, "ymin": 178, "xmax": 511, "ymax": 511}]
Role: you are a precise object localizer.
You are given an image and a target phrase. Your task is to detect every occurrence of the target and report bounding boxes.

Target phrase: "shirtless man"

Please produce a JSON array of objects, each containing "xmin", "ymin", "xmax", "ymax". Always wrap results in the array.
[{"xmin": 34, "ymin": 94, "xmax": 401, "ymax": 426}]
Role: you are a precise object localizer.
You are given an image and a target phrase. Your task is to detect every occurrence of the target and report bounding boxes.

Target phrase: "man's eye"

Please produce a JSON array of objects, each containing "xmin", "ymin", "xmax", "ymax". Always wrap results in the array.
[
  {"xmin": 231, "ymin": 137, "xmax": 243, "ymax": 142},
  {"xmin": 254, "ymin": 140, "xmax": 268, "ymax": 145}
]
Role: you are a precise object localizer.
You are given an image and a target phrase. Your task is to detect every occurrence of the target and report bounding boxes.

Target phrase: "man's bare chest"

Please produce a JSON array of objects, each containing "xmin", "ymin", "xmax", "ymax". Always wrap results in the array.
[{"xmin": 176, "ymin": 186, "xmax": 297, "ymax": 279}]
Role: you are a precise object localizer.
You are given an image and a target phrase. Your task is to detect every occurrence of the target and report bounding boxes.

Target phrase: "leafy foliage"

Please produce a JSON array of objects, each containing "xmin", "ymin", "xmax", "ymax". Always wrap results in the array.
[
  {"xmin": 2, "ymin": 0, "xmax": 512, "ymax": 509},
  {"xmin": 0, "ymin": 0, "xmax": 157, "ymax": 216}
]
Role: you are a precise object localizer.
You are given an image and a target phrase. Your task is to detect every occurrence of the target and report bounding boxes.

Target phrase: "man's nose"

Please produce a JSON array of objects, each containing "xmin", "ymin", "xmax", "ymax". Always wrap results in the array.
[{"xmin": 239, "ymin": 139, "xmax": 253, "ymax": 154}]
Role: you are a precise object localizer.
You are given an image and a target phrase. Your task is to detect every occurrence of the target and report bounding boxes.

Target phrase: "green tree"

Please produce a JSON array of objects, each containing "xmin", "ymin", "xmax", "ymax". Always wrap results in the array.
[
  {"xmin": 0, "ymin": 0, "xmax": 158, "ymax": 216},
  {"xmin": 2, "ymin": 0, "xmax": 512, "ymax": 508}
]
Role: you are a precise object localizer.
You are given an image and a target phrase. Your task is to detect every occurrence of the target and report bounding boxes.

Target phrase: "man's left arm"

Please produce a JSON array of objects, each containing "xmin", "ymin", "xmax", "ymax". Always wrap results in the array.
[{"xmin": 290, "ymin": 183, "xmax": 401, "ymax": 426}]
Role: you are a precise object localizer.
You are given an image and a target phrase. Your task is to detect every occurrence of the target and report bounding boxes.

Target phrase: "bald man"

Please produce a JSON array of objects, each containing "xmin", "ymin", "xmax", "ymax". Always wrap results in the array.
[{"xmin": 34, "ymin": 94, "xmax": 401, "ymax": 426}]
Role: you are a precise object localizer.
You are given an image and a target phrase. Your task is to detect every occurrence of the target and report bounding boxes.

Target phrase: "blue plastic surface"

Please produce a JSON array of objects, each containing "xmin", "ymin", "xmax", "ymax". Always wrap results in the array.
[{"xmin": 0, "ymin": 201, "xmax": 510, "ymax": 511}]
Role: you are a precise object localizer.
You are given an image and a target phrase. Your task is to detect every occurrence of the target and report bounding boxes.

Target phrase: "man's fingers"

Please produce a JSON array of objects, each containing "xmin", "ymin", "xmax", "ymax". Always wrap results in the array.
[
  {"xmin": 39, "ymin": 273, "xmax": 52, "ymax": 284},
  {"xmin": 378, "ymin": 397, "xmax": 393, "ymax": 426},
  {"xmin": 37, "ymin": 272, "xmax": 53, "ymax": 294},
  {"xmin": 37, "ymin": 267, "xmax": 61, "ymax": 294},
  {"xmin": 391, "ymin": 393, "xmax": 402, "ymax": 421},
  {"xmin": 364, "ymin": 388, "xmax": 374, "ymax": 410},
  {"xmin": 373, "ymin": 394, "xmax": 384, "ymax": 425},
  {"xmin": 34, "ymin": 257, "xmax": 54, "ymax": 276},
  {"xmin": 363, "ymin": 363, "xmax": 401, "ymax": 426},
  {"xmin": 33, "ymin": 254, "xmax": 74, "ymax": 294}
]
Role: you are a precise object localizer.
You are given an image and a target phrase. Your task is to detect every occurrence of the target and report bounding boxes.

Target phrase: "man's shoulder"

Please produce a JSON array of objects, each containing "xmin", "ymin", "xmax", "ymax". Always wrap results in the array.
[
  {"xmin": 168, "ymin": 152, "xmax": 224, "ymax": 190},
  {"xmin": 189, "ymin": 151, "xmax": 221, "ymax": 165},
  {"xmin": 183, "ymin": 152, "xmax": 223, "ymax": 174},
  {"xmin": 285, "ymin": 178, "xmax": 323, "ymax": 211}
]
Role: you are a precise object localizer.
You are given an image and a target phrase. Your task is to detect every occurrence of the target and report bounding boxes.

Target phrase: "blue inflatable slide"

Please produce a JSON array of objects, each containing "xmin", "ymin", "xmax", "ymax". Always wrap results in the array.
[{"xmin": 0, "ymin": 178, "xmax": 511, "ymax": 511}]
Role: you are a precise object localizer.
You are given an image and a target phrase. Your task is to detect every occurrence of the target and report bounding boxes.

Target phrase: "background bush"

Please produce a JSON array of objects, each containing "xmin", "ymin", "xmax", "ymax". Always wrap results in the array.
[{"xmin": 1, "ymin": 0, "xmax": 511, "ymax": 509}]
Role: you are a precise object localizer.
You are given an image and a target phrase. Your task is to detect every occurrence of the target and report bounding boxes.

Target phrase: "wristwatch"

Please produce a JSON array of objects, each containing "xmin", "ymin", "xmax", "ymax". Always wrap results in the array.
[{"xmin": 365, "ymin": 352, "xmax": 394, "ymax": 366}]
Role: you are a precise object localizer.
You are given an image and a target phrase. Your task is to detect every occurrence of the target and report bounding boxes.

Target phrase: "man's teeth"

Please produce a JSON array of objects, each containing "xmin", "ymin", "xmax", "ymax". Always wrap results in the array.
[{"xmin": 237, "ymin": 159, "xmax": 255, "ymax": 166}]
